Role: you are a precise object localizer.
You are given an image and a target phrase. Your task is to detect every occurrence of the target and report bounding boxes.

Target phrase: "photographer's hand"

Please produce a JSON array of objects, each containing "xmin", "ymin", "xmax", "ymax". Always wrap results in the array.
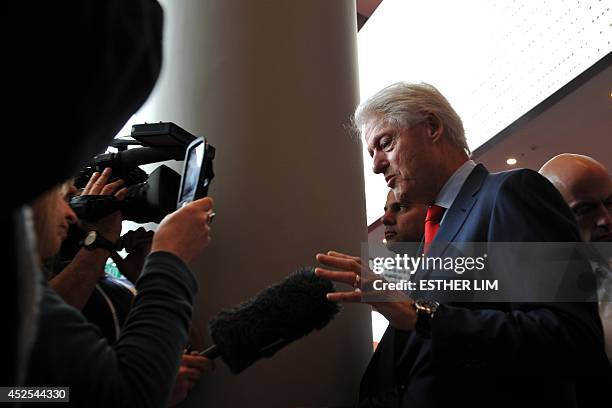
[
  {"xmin": 112, "ymin": 227, "xmax": 154, "ymax": 283},
  {"xmin": 169, "ymin": 352, "xmax": 215, "ymax": 406},
  {"xmin": 151, "ymin": 197, "xmax": 214, "ymax": 264},
  {"xmin": 82, "ymin": 167, "xmax": 127, "ymax": 197},
  {"xmin": 80, "ymin": 167, "xmax": 128, "ymax": 242}
]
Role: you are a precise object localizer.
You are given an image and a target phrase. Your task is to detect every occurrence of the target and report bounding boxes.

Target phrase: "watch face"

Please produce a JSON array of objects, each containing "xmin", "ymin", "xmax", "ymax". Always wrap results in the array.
[{"xmin": 84, "ymin": 231, "xmax": 97, "ymax": 246}]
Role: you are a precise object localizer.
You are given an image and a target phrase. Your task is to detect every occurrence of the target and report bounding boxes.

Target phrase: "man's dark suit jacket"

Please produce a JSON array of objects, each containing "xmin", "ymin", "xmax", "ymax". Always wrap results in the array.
[{"xmin": 358, "ymin": 164, "xmax": 610, "ymax": 407}]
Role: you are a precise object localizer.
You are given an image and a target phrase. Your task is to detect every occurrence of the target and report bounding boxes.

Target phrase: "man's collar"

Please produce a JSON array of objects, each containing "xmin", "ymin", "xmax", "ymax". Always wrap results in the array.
[{"xmin": 434, "ymin": 160, "xmax": 477, "ymax": 211}]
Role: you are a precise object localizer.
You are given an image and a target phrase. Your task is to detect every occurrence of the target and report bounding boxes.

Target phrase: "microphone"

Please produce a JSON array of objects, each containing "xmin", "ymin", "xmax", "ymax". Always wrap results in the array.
[
  {"xmin": 200, "ymin": 266, "xmax": 340, "ymax": 373},
  {"xmin": 115, "ymin": 146, "xmax": 185, "ymax": 167}
]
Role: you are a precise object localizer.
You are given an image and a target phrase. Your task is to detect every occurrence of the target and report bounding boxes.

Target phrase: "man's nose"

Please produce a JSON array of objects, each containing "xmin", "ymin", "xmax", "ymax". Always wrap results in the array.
[
  {"xmin": 65, "ymin": 203, "xmax": 78, "ymax": 225},
  {"xmin": 372, "ymin": 150, "xmax": 388, "ymax": 174},
  {"xmin": 382, "ymin": 209, "xmax": 396, "ymax": 226}
]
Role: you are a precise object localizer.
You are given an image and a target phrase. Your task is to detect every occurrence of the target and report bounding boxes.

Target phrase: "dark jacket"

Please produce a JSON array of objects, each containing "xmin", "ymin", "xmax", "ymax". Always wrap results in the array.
[
  {"xmin": 8, "ymin": 0, "xmax": 163, "ymax": 388},
  {"xmin": 25, "ymin": 252, "xmax": 197, "ymax": 408},
  {"xmin": 359, "ymin": 164, "xmax": 610, "ymax": 407}
]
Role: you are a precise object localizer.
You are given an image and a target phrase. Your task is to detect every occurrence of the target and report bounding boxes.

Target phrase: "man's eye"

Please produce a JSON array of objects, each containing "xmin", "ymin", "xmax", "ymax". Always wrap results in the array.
[
  {"xmin": 399, "ymin": 204, "xmax": 420, "ymax": 212},
  {"xmin": 380, "ymin": 137, "xmax": 393, "ymax": 150},
  {"xmin": 572, "ymin": 205, "xmax": 593, "ymax": 217},
  {"xmin": 384, "ymin": 203, "xmax": 401, "ymax": 213}
]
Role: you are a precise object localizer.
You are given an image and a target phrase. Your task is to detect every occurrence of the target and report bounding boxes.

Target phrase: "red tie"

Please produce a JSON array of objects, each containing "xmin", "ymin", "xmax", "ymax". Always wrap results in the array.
[{"xmin": 424, "ymin": 205, "xmax": 445, "ymax": 254}]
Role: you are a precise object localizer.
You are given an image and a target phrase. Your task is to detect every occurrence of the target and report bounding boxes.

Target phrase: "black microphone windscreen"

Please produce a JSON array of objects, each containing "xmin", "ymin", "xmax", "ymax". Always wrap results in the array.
[
  {"xmin": 117, "ymin": 147, "xmax": 185, "ymax": 167},
  {"xmin": 209, "ymin": 266, "xmax": 340, "ymax": 373}
]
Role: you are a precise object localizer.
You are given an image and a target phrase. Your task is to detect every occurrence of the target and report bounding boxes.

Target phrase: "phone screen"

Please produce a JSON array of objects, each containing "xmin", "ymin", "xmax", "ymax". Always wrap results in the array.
[{"xmin": 178, "ymin": 140, "xmax": 204, "ymax": 205}]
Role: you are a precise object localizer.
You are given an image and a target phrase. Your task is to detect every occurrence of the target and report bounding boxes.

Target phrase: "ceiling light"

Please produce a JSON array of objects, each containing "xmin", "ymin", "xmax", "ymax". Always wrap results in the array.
[{"xmin": 506, "ymin": 158, "xmax": 517, "ymax": 165}]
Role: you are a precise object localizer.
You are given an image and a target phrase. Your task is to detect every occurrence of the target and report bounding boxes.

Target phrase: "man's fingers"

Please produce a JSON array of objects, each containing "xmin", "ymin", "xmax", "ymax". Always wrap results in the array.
[
  {"xmin": 190, "ymin": 353, "xmax": 216, "ymax": 371},
  {"xmin": 314, "ymin": 267, "xmax": 358, "ymax": 286},
  {"xmin": 177, "ymin": 364, "xmax": 202, "ymax": 380},
  {"xmin": 83, "ymin": 171, "xmax": 100, "ymax": 194},
  {"xmin": 83, "ymin": 167, "xmax": 113, "ymax": 195},
  {"xmin": 182, "ymin": 354, "xmax": 213, "ymax": 372},
  {"xmin": 131, "ymin": 238, "xmax": 153, "ymax": 248},
  {"xmin": 184, "ymin": 196, "xmax": 214, "ymax": 212},
  {"xmin": 327, "ymin": 250, "xmax": 362, "ymax": 264},
  {"xmin": 182, "ymin": 197, "xmax": 215, "ymax": 228},
  {"xmin": 181, "ymin": 367, "xmax": 201, "ymax": 381},
  {"xmin": 135, "ymin": 229, "xmax": 154, "ymax": 239},
  {"xmin": 91, "ymin": 167, "xmax": 112, "ymax": 193},
  {"xmin": 101, "ymin": 178, "xmax": 125, "ymax": 195},
  {"xmin": 115, "ymin": 187, "xmax": 129, "ymax": 200},
  {"xmin": 326, "ymin": 291, "xmax": 362, "ymax": 303},
  {"xmin": 122, "ymin": 228, "xmax": 153, "ymax": 245},
  {"xmin": 316, "ymin": 253, "xmax": 361, "ymax": 272}
]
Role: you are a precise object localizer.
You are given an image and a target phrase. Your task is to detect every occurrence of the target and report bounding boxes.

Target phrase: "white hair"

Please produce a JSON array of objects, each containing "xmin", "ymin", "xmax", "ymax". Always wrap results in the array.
[{"xmin": 354, "ymin": 82, "xmax": 468, "ymax": 153}]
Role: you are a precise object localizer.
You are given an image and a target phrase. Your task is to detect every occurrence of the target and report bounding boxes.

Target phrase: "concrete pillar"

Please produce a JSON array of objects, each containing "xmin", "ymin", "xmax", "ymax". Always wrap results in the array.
[{"xmin": 147, "ymin": 1, "xmax": 371, "ymax": 406}]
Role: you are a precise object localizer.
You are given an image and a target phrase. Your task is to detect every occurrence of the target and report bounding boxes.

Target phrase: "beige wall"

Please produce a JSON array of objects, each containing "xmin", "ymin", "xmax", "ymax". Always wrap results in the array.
[{"xmin": 146, "ymin": 1, "xmax": 373, "ymax": 406}]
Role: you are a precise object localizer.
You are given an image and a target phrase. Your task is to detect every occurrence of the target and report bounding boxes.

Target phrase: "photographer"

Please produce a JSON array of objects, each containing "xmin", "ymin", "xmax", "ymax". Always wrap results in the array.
[
  {"xmin": 26, "ymin": 178, "xmax": 215, "ymax": 407},
  {"xmin": 46, "ymin": 168, "xmax": 214, "ymax": 406},
  {"xmin": 48, "ymin": 168, "xmax": 128, "ymax": 309},
  {"xmin": 9, "ymin": 0, "xmax": 164, "ymax": 387}
]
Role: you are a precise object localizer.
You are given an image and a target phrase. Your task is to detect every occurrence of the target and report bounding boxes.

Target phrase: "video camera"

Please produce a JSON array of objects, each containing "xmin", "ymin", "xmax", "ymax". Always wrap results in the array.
[{"xmin": 71, "ymin": 122, "xmax": 215, "ymax": 224}]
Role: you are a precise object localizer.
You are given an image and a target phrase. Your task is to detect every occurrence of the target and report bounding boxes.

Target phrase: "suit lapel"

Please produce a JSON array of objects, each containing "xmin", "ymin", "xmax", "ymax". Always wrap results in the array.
[
  {"xmin": 429, "ymin": 164, "xmax": 489, "ymax": 257},
  {"xmin": 398, "ymin": 164, "xmax": 490, "ymax": 373}
]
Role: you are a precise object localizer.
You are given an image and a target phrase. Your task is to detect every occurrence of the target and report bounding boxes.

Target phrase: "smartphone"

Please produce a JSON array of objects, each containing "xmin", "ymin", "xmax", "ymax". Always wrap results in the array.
[{"xmin": 177, "ymin": 137, "xmax": 215, "ymax": 208}]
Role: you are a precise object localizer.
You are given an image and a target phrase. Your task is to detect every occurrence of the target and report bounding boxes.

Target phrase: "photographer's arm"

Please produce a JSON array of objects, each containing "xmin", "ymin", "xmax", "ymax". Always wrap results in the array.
[
  {"xmin": 49, "ymin": 246, "xmax": 110, "ymax": 309},
  {"xmin": 27, "ymin": 198, "xmax": 215, "ymax": 408},
  {"xmin": 49, "ymin": 168, "xmax": 126, "ymax": 308}
]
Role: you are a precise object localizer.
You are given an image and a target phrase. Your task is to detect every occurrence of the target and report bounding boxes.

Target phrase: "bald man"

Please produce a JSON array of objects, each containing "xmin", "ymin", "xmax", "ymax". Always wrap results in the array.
[
  {"xmin": 540, "ymin": 154, "xmax": 612, "ymax": 243},
  {"xmin": 540, "ymin": 153, "xmax": 612, "ymax": 363}
]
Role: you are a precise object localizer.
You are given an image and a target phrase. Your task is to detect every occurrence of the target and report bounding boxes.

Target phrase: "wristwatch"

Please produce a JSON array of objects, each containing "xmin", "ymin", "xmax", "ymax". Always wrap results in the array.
[
  {"xmin": 81, "ymin": 230, "xmax": 118, "ymax": 252},
  {"xmin": 414, "ymin": 299, "xmax": 440, "ymax": 338}
]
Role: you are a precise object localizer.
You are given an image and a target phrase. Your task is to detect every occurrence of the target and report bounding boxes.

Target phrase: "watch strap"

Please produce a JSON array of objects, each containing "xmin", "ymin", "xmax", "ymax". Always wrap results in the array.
[
  {"xmin": 414, "ymin": 299, "xmax": 440, "ymax": 338},
  {"xmin": 81, "ymin": 231, "xmax": 118, "ymax": 252}
]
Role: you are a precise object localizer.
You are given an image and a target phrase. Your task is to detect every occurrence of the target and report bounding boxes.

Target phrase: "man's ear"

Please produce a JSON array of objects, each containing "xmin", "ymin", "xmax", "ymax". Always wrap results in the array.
[{"xmin": 425, "ymin": 113, "xmax": 444, "ymax": 143}]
